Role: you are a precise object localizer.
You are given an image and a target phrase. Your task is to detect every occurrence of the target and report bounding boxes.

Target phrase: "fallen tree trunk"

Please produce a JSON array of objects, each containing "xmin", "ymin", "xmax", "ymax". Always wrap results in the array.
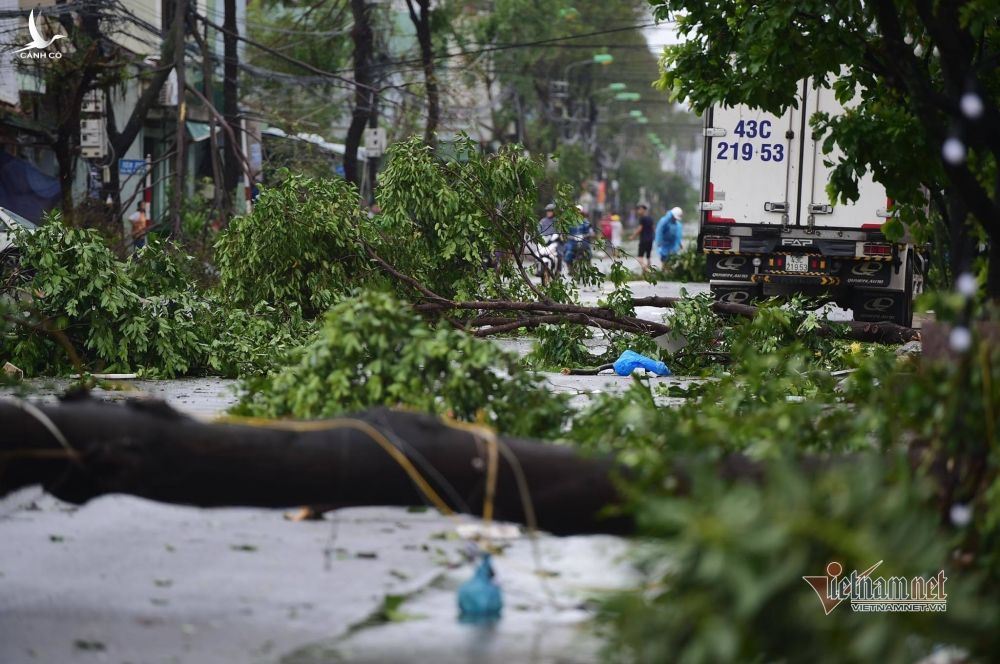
[
  {"xmin": 0, "ymin": 399, "xmax": 630, "ymax": 535},
  {"xmin": 2, "ymin": 399, "xmax": 920, "ymax": 535}
]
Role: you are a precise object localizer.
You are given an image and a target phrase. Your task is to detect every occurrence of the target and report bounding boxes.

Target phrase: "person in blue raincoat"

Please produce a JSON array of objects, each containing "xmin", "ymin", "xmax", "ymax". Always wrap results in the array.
[
  {"xmin": 655, "ymin": 206, "xmax": 684, "ymax": 263},
  {"xmin": 563, "ymin": 205, "xmax": 593, "ymax": 270}
]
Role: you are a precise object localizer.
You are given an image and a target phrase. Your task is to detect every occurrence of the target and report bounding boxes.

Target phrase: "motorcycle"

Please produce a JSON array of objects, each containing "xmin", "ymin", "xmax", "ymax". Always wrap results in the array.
[{"xmin": 533, "ymin": 232, "xmax": 563, "ymax": 285}]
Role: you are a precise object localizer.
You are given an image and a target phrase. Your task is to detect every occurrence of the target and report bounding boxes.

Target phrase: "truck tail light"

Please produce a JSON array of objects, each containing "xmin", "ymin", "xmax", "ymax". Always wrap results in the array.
[
  {"xmin": 768, "ymin": 255, "xmax": 785, "ymax": 269},
  {"xmin": 863, "ymin": 242, "xmax": 892, "ymax": 256},
  {"xmin": 704, "ymin": 236, "xmax": 733, "ymax": 250}
]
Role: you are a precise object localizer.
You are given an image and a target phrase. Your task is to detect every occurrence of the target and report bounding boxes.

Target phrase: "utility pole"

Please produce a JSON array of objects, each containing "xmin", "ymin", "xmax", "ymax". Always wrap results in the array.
[
  {"xmin": 222, "ymin": 0, "xmax": 240, "ymax": 217},
  {"xmin": 367, "ymin": 90, "xmax": 379, "ymax": 203},
  {"xmin": 345, "ymin": 0, "xmax": 373, "ymax": 188},
  {"xmin": 405, "ymin": 0, "xmax": 438, "ymax": 145},
  {"xmin": 171, "ymin": 0, "xmax": 187, "ymax": 238}
]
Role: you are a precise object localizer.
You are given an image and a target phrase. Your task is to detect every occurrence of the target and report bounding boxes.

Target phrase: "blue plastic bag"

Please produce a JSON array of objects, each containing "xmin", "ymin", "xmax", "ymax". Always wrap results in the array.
[
  {"xmin": 457, "ymin": 554, "xmax": 502, "ymax": 623},
  {"xmin": 612, "ymin": 349, "xmax": 671, "ymax": 377}
]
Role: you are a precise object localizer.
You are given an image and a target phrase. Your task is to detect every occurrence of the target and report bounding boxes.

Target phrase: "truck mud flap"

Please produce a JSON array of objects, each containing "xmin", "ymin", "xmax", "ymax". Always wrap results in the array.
[
  {"xmin": 852, "ymin": 289, "xmax": 907, "ymax": 323},
  {"xmin": 844, "ymin": 260, "xmax": 892, "ymax": 288},
  {"xmin": 706, "ymin": 254, "xmax": 754, "ymax": 280},
  {"xmin": 711, "ymin": 282, "xmax": 760, "ymax": 305}
]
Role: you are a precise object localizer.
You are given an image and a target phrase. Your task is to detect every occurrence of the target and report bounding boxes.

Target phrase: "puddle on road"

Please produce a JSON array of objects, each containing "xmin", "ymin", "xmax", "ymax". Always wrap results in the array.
[{"xmin": 280, "ymin": 534, "xmax": 632, "ymax": 664}]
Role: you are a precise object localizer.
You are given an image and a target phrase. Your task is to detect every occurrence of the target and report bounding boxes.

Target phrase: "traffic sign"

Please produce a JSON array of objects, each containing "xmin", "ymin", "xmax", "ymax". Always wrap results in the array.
[{"xmin": 119, "ymin": 159, "xmax": 145, "ymax": 175}]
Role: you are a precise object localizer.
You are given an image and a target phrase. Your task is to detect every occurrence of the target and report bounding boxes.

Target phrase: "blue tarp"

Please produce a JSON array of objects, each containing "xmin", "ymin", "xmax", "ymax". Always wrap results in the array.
[
  {"xmin": 0, "ymin": 151, "xmax": 60, "ymax": 222},
  {"xmin": 612, "ymin": 349, "xmax": 671, "ymax": 377}
]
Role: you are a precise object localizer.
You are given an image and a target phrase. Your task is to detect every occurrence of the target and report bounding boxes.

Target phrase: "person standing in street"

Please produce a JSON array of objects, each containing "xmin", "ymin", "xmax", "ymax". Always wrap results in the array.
[
  {"xmin": 129, "ymin": 201, "xmax": 148, "ymax": 251},
  {"xmin": 564, "ymin": 205, "xmax": 593, "ymax": 272},
  {"xmin": 630, "ymin": 202, "xmax": 655, "ymax": 271},
  {"xmin": 655, "ymin": 206, "xmax": 684, "ymax": 265}
]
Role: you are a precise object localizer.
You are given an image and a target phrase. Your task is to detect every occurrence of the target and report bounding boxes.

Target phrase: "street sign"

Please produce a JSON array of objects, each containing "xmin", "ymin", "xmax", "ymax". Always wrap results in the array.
[
  {"xmin": 364, "ymin": 127, "xmax": 386, "ymax": 158},
  {"xmin": 119, "ymin": 159, "xmax": 145, "ymax": 176}
]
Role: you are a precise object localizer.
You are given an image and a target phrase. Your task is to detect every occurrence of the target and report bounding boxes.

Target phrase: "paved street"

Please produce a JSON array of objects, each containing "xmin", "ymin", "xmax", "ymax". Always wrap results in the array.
[{"xmin": 0, "ymin": 491, "xmax": 632, "ymax": 664}]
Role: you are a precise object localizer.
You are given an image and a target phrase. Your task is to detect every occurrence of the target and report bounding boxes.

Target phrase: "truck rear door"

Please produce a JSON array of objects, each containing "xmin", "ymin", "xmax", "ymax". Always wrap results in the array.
[
  {"xmin": 799, "ymin": 82, "xmax": 890, "ymax": 230},
  {"xmin": 702, "ymin": 95, "xmax": 801, "ymax": 227}
]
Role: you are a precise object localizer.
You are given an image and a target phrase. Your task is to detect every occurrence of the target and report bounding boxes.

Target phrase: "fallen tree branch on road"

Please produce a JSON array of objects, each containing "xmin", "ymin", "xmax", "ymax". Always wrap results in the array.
[
  {"xmin": 411, "ymin": 296, "xmax": 918, "ymax": 344},
  {"xmin": 363, "ymin": 243, "xmax": 919, "ymax": 344},
  {"xmin": 412, "ymin": 299, "xmax": 672, "ymax": 336},
  {"xmin": 0, "ymin": 398, "xmax": 896, "ymax": 536},
  {"xmin": 631, "ymin": 296, "xmax": 920, "ymax": 343},
  {"xmin": 0, "ymin": 398, "xmax": 631, "ymax": 535}
]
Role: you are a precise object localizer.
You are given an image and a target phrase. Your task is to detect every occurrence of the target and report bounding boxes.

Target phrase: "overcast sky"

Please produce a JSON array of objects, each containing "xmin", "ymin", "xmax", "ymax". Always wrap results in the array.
[{"xmin": 642, "ymin": 16, "xmax": 683, "ymax": 56}]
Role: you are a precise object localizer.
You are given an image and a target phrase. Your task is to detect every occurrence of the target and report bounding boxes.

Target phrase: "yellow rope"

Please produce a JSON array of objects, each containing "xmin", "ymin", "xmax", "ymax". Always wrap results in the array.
[
  {"xmin": 434, "ymin": 417, "xmax": 500, "ymax": 525},
  {"xmin": 214, "ymin": 414, "xmax": 455, "ymax": 517}
]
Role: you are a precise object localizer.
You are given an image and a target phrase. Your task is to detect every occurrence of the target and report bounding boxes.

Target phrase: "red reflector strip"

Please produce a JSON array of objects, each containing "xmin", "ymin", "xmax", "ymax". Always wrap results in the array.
[
  {"xmin": 706, "ymin": 182, "xmax": 737, "ymax": 224},
  {"xmin": 863, "ymin": 243, "xmax": 892, "ymax": 256},
  {"xmin": 704, "ymin": 236, "xmax": 733, "ymax": 250},
  {"xmin": 861, "ymin": 223, "xmax": 883, "ymax": 229}
]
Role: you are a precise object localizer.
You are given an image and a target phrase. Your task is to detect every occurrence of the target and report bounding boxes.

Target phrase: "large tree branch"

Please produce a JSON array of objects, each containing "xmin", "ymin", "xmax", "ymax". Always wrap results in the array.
[
  {"xmin": 0, "ymin": 400, "xmax": 630, "ymax": 535},
  {"xmin": 364, "ymin": 244, "xmax": 916, "ymax": 342},
  {"xmin": 4, "ymin": 400, "xmax": 932, "ymax": 535},
  {"xmin": 184, "ymin": 82, "xmax": 254, "ymax": 183}
]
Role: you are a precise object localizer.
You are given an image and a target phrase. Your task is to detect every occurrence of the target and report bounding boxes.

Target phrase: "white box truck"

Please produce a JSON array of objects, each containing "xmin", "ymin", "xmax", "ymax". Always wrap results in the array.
[{"xmin": 699, "ymin": 79, "xmax": 924, "ymax": 327}]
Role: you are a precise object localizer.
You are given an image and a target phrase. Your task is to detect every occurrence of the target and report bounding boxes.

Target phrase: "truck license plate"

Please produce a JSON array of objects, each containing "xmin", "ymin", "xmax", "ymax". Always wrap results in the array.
[{"xmin": 785, "ymin": 255, "xmax": 808, "ymax": 272}]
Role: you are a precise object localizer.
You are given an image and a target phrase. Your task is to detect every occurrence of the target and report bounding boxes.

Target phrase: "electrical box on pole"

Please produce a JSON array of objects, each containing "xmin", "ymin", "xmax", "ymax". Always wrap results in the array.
[{"xmin": 364, "ymin": 127, "xmax": 386, "ymax": 158}]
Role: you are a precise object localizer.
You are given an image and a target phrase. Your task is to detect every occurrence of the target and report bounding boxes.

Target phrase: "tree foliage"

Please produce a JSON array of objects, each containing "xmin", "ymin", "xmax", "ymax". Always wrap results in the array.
[
  {"xmin": 2, "ymin": 217, "xmax": 312, "ymax": 378},
  {"xmin": 215, "ymin": 172, "xmax": 369, "ymax": 315},
  {"xmin": 234, "ymin": 290, "xmax": 569, "ymax": 438},
  {"xmin": 574, "ymin": 333, "xmax": 1000, "ymax": 662}
]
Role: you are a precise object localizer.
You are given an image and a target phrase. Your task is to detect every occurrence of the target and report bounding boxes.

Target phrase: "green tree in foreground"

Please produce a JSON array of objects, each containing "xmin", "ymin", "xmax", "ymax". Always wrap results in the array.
[{"xmin": 650, "ymin": 0, "xmax": 1000, "ymax": 298}]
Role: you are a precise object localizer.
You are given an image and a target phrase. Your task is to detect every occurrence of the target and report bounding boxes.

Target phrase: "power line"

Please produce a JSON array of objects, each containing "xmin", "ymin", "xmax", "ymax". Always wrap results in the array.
[
  {"xmin": 193, "ymin": 10, "xmax": 381, "ymax": 94},
  {"xmin": 324, "ymin": 21, "xmax": 659, "ymax": 74}
]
